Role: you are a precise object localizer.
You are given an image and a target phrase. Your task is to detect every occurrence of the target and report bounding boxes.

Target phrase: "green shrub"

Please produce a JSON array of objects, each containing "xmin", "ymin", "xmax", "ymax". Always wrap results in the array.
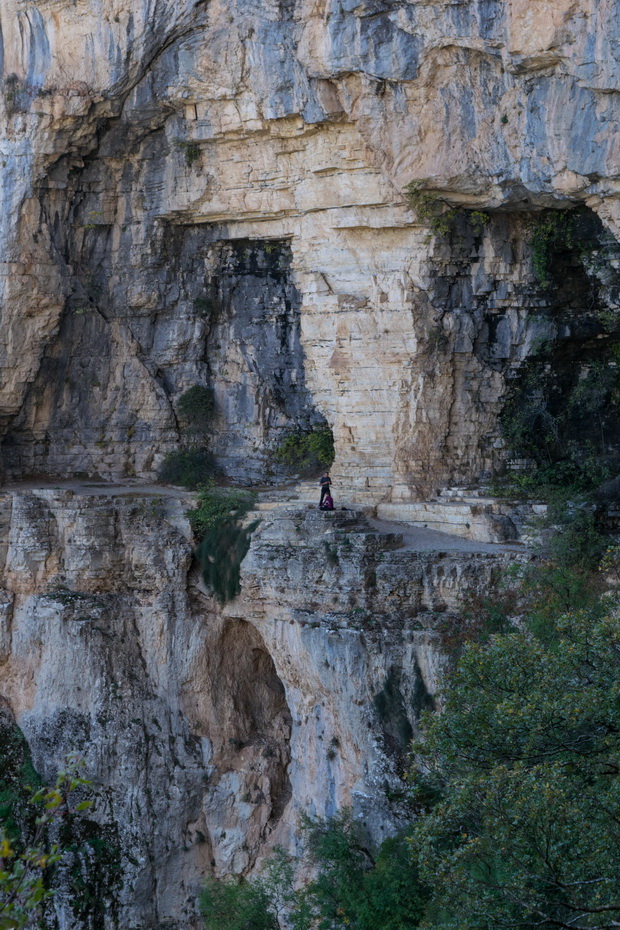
[
  {"xmin": 0, "ymin": 757, "xmax": 96, "ymax": 930},
  {"xmin": 499, "ymin": 352, "xmax": 619, "ymax": 480},
  {"xmin": 188, "ymin": 487, "xmax": 255, "ymax": 540},
  {"xmin": 404, "ymin": 182, "xmax": 489, "ymax": 237},
  {"xmin": 158, "ymin": 448, "xmax": 217, "ymax": 489},
  {"xmin": 411, "ymin": 607, "xmax": 620, "ymax": 930},
  {"xmin": 201, "ymin": 857, "xmax": 289, "ymax": 930},
  {"xmin": 200, "ymin": 814, "xmax": 429, "ymax": 930},
  {"xmin": 530, "ymin": 211, "xmax": 575, "ymax": 288},
  {"xmin": 405, "ymin": 181, "xmax": 458, "ymax": 235},
  {"xmin": 177, "ymin": 386, "xmax": 216, "ymax": 438},
  {"xmin": 298, "ymin": 813, "xmax": 429, "ymax": 930},
  {"xmin": 273, "ymin": 427, "xmax": 334, "ymax": 477},
  {"xmin": 189, "ymin": 488, "xmax": 258, "ymax": 604},
  {"xmin": 175, "ymin": 139, "xmax": 201, "ymax": 166},
  {"xmin": 197, "ymin": 519, "xmax": 259, "ymax": 605},
  {"xmin": 0, "ymin": 711, "xmax": 41, "ymax": 845}
]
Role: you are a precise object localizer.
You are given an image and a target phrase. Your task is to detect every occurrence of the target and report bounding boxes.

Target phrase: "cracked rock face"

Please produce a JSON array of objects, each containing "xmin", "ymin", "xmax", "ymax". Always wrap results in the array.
[
  {"xmin": 1, "ymin": 2, "xmax": 620, "ymax": 927},
  {"xmin": 0, "ymin": 490, "xmax": 519, "ymax": 927},
  {"xmin": 1, "ymin": 0, "xmax": 620, "ymax": 494}
]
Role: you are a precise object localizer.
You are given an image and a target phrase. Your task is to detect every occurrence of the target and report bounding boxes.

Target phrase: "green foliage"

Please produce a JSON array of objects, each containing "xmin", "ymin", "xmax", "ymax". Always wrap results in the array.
[
  {"xmin": 294, "ymin": 811, "xmax": 428, "ymax": 930},
  {"xmin": 500, "ymin": 353, "xmax": 620, "ymax": 475},
  {"xmin": 405, "ymin": 182, "xmax": 489, "ymax": 237},
  {"xmin": 201, "ymin": 814, "xmax": 430, "ymax": 930},
  {"xmin": 405, "ymin": 182, "xmax": 458, "ymax": 236},
  {"xmin": 158, "ymin": 448, "xmax": 217, "ymax": 489},
  {"xmin": 201, "ymin": 876, "xmax": 279, "ymax": 930},
  {"xmin": 411, "ymin": 606, "xmax": 620, "ymax": 930},
  {"xmin": 159, "ymin": 386, "xmax": 217, "ymax": 488},
  {"xmin": 0, "ymin": 757, "xmax": 93, "ymax": 930},
  {"xmin": 530, "ymin": 211, "xmax": 575, "ymax": 288},
  {"xmin": 188, "ymin": 487, "xmax": 255, "ymax": 540},
  {"xmin": 423, "ymin": 323, "xmax": 449, "ymax": 357},
  {"xmin": 190, "ymin": 488, "xmax": 259, "ymax": 604},
  {"xmin": 60, "ymin": 819, "xmax": 122, "ymax": 927},
  {"xmin": 201, "ymin": 850, "xmax": 293, "ymax": 930},
  {"xmin": 175, "ymin": 139, "xmax": 201, "ymax": 166},
  {"xmin": 511, "ymin": 500, "xmax": 610, "ymax": 648},
  {"xmin": 273, "ymin": 428, "xmax": 334, "ymax": 477},
  {"xmin": 177, "ymin": 386, "xmax": 216, "ymax": 437},
  {"xmin": 468, "ymin": 211, "xmax": 490, "ymax": 235},
  {"xmin": 0, "ymin": 714, "xmax": 41, "ymax": 846},
  {"xmin": 3, "ymin": 74, "xmax": 22, "ymax": 117},
  {"xmin": 197, "ymin": 518, "xmax": 260, "ymax": 604}
]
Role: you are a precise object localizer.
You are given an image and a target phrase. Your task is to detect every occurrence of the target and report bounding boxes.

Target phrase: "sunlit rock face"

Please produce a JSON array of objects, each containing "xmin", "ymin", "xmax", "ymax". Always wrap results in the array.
[
  {"xmin": 1, "ymin": 0, "xmax": 620, "ymax": 494},
  {"xmin": 1, "ymin": 2, "xmax": 620, "ymax": 927},
  {"xmin": 0, "ymin": 489, "xmax": 519, "ymax": 928}
]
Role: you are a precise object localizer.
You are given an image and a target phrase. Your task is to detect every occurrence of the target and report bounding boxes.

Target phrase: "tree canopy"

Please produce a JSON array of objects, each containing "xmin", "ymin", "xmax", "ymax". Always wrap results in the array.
[{"xmin": 412, "ymin": 606, "xmax": 620, "ymax": 930}]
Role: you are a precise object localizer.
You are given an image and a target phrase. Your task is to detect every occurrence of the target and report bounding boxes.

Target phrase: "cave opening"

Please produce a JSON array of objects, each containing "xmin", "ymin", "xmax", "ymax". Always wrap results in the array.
[
  {"xmin": 500, "ymin": 207, "xmax": 620, "ymax": 480},
  {"xmin": 203, "ymin": 619, "xmax": 293, "ymax": 874}
]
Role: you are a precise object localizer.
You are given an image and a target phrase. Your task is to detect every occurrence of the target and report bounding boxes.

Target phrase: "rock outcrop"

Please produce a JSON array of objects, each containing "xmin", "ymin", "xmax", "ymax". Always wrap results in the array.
[
  {"xmin": 0, "ymin": 486, "xmax": 522, "ymax": 927},
  {"xmin": 1, "ymin": 0, "xmax": 620, "ymax": 495},
  {"xmin": 1, "ymin": 1, "xmax": 620, "ymax": 927}
]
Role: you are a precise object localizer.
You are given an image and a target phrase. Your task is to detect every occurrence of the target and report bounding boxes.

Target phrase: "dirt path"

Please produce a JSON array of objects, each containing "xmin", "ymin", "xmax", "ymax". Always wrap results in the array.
[
  {"xmin": 2, "ymin": 478, "xmax": 528, "ymax": 556},
  {"xmin": 365, "ymin": 515, "xmax": 526, "ymax": 555},
  {"xmin": 2, "ymin": 478, "xmax": 196, "ymax": 501}
]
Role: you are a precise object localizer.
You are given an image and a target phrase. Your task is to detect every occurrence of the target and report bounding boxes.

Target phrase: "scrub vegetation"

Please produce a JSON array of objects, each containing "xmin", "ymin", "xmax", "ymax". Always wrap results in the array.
[{"xmin": 201, "ymin": 494, "xmax": 620, "ymax": 930}]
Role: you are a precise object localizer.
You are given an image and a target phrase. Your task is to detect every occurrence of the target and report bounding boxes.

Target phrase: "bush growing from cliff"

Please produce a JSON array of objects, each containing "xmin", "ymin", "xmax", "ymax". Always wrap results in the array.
[
  {"xmin": 201, "ymin": 850, "xmax": 293, "ymax": 930},
  {"xmin": 177, "ymin": 386, "xmax": 216, "ymax": 438},
  {"xmin": 188, "ymin": 487, "xmax": 255, "ymax": 539},
  {"xmin": 158, "ymin": 448, "xmax": 218, "ymax": 489},
  {"xmin": 530, "ymin": 211, "xmax": 576, "ymax": 289},
  {"xmin": 0, "ymin": 752, "xmax": 96, "ymax": 929},
  {"xmin": 200, "ymin": 814, "xmax": 429, "ymax": 930},
  {"xmin": 189, "ymin": 488, "xmax": 259, "ymax": 604},
  {"xmin": 499, "ymin": 351, "xmax": 620, "ymax": 485},
  {"xmin": 405, "ymin": 182, "xmax": 490, "ymax": 238},
  {"xmin": 273, "ymin": 427, "xmax": 334, "ymax": 477}
]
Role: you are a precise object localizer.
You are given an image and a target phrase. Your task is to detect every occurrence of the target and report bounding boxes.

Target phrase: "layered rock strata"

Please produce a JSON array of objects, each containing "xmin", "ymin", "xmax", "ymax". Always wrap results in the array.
[
  {"xmin": 0, "ymin": 484, "xmax": 522, "ymax": 927},
  {"xmin": 0, "ymin": 1, "xmax": 619, "ymax": 926},
  {"xmin": 1, "ymin": 0, "xmax": 619, "ymax": 499}
]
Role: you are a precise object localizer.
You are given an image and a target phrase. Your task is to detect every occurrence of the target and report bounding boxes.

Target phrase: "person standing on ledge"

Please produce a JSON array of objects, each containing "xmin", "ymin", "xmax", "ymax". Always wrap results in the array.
[{"xmin": 319, "ymin": 471, "xmax": 332, "ymax": 507}]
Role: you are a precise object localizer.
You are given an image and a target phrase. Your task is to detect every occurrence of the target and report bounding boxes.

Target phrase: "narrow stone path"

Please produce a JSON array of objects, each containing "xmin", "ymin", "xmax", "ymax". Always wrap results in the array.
[
  {"xmin": 254, "ymin": 480, "xmax": 528, "ymax": 555},
  {"xmin": 2, "ymin": 478, "xmax": 528, "ymax": 555},
  {"xmin": 2, "ymin": 478, "xmax": 195, "ymax": 501},
  {"xmin": 365, "ymin": 515, "xmax": 525, "ymax": 555}
]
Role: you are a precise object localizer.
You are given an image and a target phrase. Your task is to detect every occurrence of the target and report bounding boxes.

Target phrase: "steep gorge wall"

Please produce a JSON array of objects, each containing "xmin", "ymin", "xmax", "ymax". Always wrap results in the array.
[
  {"xmin": 0, "ymin": 488, "xmax": 517, "ymax": 927},
  {"xmin": 1, "ymin": 0, "xmax": 620, "ymax": 495},
  {"xmin": 1, "ymin": 1, "xmax": 620, "ymax": 927}
]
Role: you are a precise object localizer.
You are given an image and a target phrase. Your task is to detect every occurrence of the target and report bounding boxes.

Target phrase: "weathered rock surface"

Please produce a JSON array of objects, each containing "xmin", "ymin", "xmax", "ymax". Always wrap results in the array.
[
  {"xmin": 0, "ymin": 485, "xmax": 522, "ymax": 927},
  {"xmin": 1, "ymin": 1, "xmax": 620, "ymax": 927},
  {"xmin": 1, "ymin": 0, "xmax": 620, "ymax": 497}
]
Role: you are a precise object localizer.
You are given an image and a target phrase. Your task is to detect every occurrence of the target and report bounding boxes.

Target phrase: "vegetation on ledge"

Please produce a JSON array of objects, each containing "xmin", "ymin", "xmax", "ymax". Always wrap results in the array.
[
  {"xmin": 273, "ymin": 427, "xmax": 335, "ymax": 477},
  {"xmin": 188, "ymin": 487, "xmax": 258, "ymax": 604},
  {"xmin": 201, "ymin": 497, "xmax": 620, "ymax": 930}
]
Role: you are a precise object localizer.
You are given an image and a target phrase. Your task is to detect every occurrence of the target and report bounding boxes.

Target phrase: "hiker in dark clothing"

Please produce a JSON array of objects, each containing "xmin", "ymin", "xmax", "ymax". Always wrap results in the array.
[{"xmin": 319, "ymin": 472, "xmax": 332, "ymax": 506}]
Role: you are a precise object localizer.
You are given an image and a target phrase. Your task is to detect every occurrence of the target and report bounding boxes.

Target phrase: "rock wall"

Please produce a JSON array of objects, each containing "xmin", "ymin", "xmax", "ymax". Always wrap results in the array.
[
  {"xmin": 1, "ymin": 0, "xmax": 620, "ymax": 496},
  {"xmin": 0, "ymin": 488, "xmax": 519, "ymax": 927},
  {"xmin": 1, "ymin": 1, "xmax": 620, "ymax": 927}
]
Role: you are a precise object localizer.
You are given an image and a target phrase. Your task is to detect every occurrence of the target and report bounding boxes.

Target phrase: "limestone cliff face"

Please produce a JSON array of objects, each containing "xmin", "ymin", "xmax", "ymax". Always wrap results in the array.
[
  {"xmin": 1, "ymin": 2, "xmax": 620, "ymax": 927},
  {"xmin": 0, "ymin": 487, "xmax": 518, "ymax": 927},
  {"xmin": 1, "ymin": 0, "xmax": 620, "ymax": 495}
]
